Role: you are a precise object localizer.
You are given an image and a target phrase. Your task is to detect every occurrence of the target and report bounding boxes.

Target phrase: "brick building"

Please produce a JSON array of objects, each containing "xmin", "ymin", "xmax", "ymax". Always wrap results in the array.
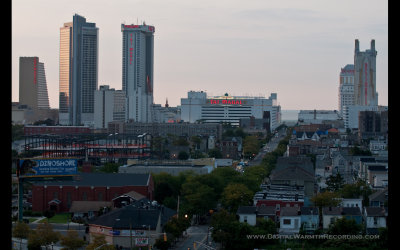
[{"xmin": 32, "ymin": 173, "xmax": 154, "ymax": 213}]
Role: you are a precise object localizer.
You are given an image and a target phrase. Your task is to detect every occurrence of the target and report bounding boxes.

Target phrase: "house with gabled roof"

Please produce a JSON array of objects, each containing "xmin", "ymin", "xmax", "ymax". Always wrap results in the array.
[
  {"xmin": 279, "ymin": 207, "xmax": 301, "ymax": 235},
  {"xmin": 88, "ymin": 198, "xmax": 176, "ymax": 248},
  {"xmin": 322, "ymin": 206, "xmax": 362, "ymax": 230},
  {"xmin": 363, "ymin": 207, "xmax": 386, "ymax": 235}
]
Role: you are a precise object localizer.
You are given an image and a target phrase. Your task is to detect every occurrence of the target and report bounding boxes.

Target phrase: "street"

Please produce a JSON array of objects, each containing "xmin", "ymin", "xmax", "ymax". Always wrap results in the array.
[
  {"xmin": 248, "ymin": 127, "xmax": 287, "ymax": 166},
  {"xmin": 172, "ymin": 225, "xmax": 217, "ymax": 250}
]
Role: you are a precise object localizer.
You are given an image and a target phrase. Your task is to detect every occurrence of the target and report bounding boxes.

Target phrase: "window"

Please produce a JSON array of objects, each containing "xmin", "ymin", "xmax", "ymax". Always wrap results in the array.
[
  {"xmin": 53, "ymin": 192, "xmax": 58, "ymax": 199},
  {"xmin": 276, "ymin": 204, "xmax": 280, "ymax": 211},
  {"xmin": 374, "ymin": 217, "xmax": 378, "ymax": 225},
  {"xmin": 283, "ymin": 219, "xmax": 291, "ymax": 225},
  {"xmin": 244, "ymin": 216, "xmax": 248, "ymax": 223},
  {"xmin": 82, "ymin": 192, "xmax": 88, "ymax": 201},
  {"xmin": 98, "ymin": 192, "xmax": 103, "ymax": 201}
]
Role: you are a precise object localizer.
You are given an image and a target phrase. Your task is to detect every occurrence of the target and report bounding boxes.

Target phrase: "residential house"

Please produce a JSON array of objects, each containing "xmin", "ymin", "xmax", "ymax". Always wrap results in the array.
[
  {"xmin": 322, "ymin": 206, "xmax": 362, "ymax": 230},
  {"xmin": 300, "ymin": 207, "xmax": 319, "ymax": 234},
  {"xmin": 279, "ymin": 207, "xmax": 301, "ymax": 235},
  {"xmin": 237, "ymin": 206, "xmax": 257, "ymax": 226},
  {"xmin": 257, "ymin": 205, "xmax": 276, "ymax": 222},
  {"xmin": 88, "ymin": 198, "xmax": 176, "ymax": 248},
  {"xmin": 339, "ymin": 198, "xmax": 363, "ymax": 210},
  {"xmin": 69, "ymin": 201, "xmax": 112, "ymax": 220},
  {"xmin": 364, "ymin": 207, "xmax": 387, "ymax": 235},
  {"xmin": 268, "ymin": 156, "xmax": 315, "ymax": 199},
  {"xmin": 367, "ymin": 165, "xmax": 388, "ymax": 188},
  {"xmin": 369, "ymin": 140, "xmax": 387, "ymax": 154},
  {"xmin": 331, "ymin": 149, "xmax": 354, "ymax": 184},
  {"xmin": 369, "ymin": 188, "xmax": 388, "ymax": 207}
]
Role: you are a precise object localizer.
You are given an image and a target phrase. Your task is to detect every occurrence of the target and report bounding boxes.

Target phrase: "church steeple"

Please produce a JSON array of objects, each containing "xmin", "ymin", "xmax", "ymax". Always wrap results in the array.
[{"xmin": 165, "ymin": 98, "xmax": 169, "ymax": 107}]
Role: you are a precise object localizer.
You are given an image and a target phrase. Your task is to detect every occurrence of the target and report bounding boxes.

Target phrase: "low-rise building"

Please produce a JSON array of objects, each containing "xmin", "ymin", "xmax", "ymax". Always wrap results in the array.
[
  {"xmin": 279, "ymin": 207, "xmax": 301, "ymax": 235},
  {"xmin": 322, "ymin": 206, "xmax": 362, "ymax": 230},
  {"xmin": 32, "ymin": 173, "xmax": 154, "ymax": 212},
  {"xmin": 237, "ymin": 206, "xmax": 257, "ymax": 226},
  {"xmin": 300, "ymin": 207, "xmax": 319, "ymax": 234},
  {"xmin": 88, "ymin": 198, "xmax": 176, "ymax": 248},
  {"xmin": 363, "ymin": 207, "xmax": 386, "ymax": 235},
  {"xmin": 369, "ymin": 188, "xmax": 388, "ymax": 207}
]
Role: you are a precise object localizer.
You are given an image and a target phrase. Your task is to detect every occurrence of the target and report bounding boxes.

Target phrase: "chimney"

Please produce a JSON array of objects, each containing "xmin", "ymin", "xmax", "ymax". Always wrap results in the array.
[{"xmin": 371, "ymin": 39, "xmax": 375, "ymax": 51}]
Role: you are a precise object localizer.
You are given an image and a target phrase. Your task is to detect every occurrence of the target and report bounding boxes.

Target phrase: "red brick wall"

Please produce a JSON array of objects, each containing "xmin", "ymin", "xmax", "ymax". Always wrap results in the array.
[{"xmin": 32, "ymin": 182, "xmax": 154, "ymax": 212}]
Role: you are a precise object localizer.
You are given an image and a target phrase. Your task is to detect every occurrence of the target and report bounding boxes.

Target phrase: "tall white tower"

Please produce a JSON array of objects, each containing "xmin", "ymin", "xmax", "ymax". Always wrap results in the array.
[{"xmin": 121, "ymin": 23, "xmax": 155, "ymax": 123}]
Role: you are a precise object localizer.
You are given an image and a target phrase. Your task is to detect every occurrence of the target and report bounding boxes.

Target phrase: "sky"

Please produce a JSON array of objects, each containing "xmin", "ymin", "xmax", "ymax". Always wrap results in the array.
[{"xmin": 12, "ymin": 0, "xmax": 388, "ymax": 110}]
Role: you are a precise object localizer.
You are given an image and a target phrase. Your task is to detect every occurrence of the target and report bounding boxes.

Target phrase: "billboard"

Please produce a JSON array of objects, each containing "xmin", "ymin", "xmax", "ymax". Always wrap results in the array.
[{"xmin": 18, "ymin": 159, "xmax": 78, "ymax": 178}]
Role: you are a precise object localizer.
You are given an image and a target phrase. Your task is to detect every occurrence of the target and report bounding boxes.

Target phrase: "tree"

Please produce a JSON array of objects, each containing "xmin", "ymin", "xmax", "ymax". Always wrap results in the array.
[
  {"xmin": 325, "ymin": 173, "xmax": 345, "ymax": 192},
  {"xmin": 311, "ymin": 191, "xmax": 341, "ymax": 208},
  {"xmin": 181, "ymin": 177, "xmax": 217, "ymax": 217},
  {"xmin": 221, "ymin": 183, "xmax": 253, "ymax": 213},
  {"xmin": 243, "ymin": 136, "xmax": 260, "ymax": 159},
  {"xmin": 154, "ymin": 235, "xmax": 171, "ymax": 250},
  {"xmin": 328, "ymin": 217, "xmax": 362, "ymax": 235},
  {"xmin": 13, "ymin": 221, "xmax": 31, "ymax": 249},
  {"xmin": 27, "ymin": 230, "xmax": 42, "ymax": 250},
  {"xmin": 178, "ymin": 151, "xmax": 189, "ymax": 160},
  {"xmin": 35, "ymin": 221, "xmax": 61, "ymax": 249},
  {"xmin": 85, "ymin": 234, "xmax": 115, "ymax": 250},
  {"xmin": 60, "ymin": 230, "xmax": 85, "ymax": 250},
  {"xmin": 208, "ymin": 148, "xmax": 222, "ymax": 158},
  {"xmin": 98, "ymin": 162, "xmax": 120, "ymax": 173}
]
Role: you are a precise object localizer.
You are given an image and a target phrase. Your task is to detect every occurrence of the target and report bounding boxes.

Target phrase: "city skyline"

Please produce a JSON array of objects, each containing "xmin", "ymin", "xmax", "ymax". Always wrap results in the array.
[{"xmin": 12, "ymin": 0, "xmax": 388, "ymax": 110}]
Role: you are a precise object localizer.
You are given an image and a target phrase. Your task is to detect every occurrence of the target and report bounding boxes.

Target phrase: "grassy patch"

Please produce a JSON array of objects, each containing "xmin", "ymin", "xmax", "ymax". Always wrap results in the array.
[{"xmin": 46, "ymin": 213, "xmax": 71, "ymax": 224}]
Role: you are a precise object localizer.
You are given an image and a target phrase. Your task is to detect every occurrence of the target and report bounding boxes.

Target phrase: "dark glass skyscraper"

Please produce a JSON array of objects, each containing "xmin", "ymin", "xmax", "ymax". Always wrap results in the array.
[
  {"xmin": 121, "ymin": 23, "xmax": 155, "ymax": 123},
  {"xmin": 59, "ymin": 14, "xmax": 98, "ymax": 126}
]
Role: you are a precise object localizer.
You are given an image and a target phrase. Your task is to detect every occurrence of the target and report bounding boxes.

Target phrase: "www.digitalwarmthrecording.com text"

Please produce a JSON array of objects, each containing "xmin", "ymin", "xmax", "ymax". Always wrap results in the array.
[{"xmin": 246, "ymin": 234, "xmax": 380, "ymax": 240}]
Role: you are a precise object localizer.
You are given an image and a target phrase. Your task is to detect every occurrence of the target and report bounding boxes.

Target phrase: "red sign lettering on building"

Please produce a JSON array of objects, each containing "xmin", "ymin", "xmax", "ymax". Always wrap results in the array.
[
  {"xmin": 124, "ymin": 25, "xmax": 139, "ymax": 29},
  {"xmin": 208, "ymin": 99, "xmax": 244, "ymax": 105}
]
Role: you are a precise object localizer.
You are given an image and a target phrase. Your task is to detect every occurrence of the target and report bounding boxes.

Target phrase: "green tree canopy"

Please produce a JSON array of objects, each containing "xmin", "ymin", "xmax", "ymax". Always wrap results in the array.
[
  {"xmin": 221, "ymin": 183, "xmax": 253, "ymax": 213},
  {"xmin": 325, "ymin": 173, "xmax": 345, "ymax": 192},
  {"xmin": 12, "ymin": 221, "xmax": 30, "ymax": 240},
  {"xmin": 60, "ymin": 229, "xmax": 85, "ymax": 250}
]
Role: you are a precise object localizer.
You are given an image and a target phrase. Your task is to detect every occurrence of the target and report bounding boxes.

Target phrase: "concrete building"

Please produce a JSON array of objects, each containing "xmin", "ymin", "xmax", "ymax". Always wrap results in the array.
[
  {"xmin": 19, "ymin": 57, "xmax": 50, "ymax": 110},
  {"xmin": 94, "ymin": 85, "xmax": 127, "ymax": 129},
  {"xmin": 152, "ymin": 102, "xmax": 181, "ymax": 123},
  {"xmin": 298, "ymin": 110, "xmax": 340, "ymax": 124},
  {"xmin": 121, "ymin": 23, "xmax": 155, "ymax": 123},
  {"xmin": 358, "ymin": 110, "xmax": 388, "ymax": 140},
  {"xmin": 180, "ymin": 91, "xmax": 281, "ymax": 130},
  {"xmin": 338, "ymin": 64, "xmax": 355, "ymax": 116},
  {"xmin": 354, "ymin": 39, "xmax": 378, "ymax": 106},
  {"xmin": 108, "ymin": 121, "xmax": 223, "ymax": 140},
  {"xmin": 342, "ymin": 105, "xmax": 378, "ymax": 129},
  {"xmin": 59, "ymin": 14, "xmax": 99, "ymax": 126}
]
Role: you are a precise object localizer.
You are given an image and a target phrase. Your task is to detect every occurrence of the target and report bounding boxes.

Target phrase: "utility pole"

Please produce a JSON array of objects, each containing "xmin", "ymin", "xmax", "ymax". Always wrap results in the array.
[{"xmin": 177, "ymin": 195, "xmax": 180, "ymax": 218}]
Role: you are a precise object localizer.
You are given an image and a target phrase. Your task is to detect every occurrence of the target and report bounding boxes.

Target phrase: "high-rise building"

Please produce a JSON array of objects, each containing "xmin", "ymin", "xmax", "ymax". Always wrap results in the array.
[
  {"xmin": 338, "ymin": 64, "xmax": 355, "ymax": 116},
  {"xmin": 354, "ymin": 39, "xmax": 378, "ymax": 106},
  {"xmin": 121, "ymin": 23, "xmax": 155, "ymax": 123},
  {"xmin": 19, "ymin": 57, "xmax": 50, "ymax": 110},
  {"xmin": 59, "ymin": 14, "xmax": 99, "ymax": 126},
  {"xmin": 94, "ymin": 85, "xmax": 126, "ymax": 129}
]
